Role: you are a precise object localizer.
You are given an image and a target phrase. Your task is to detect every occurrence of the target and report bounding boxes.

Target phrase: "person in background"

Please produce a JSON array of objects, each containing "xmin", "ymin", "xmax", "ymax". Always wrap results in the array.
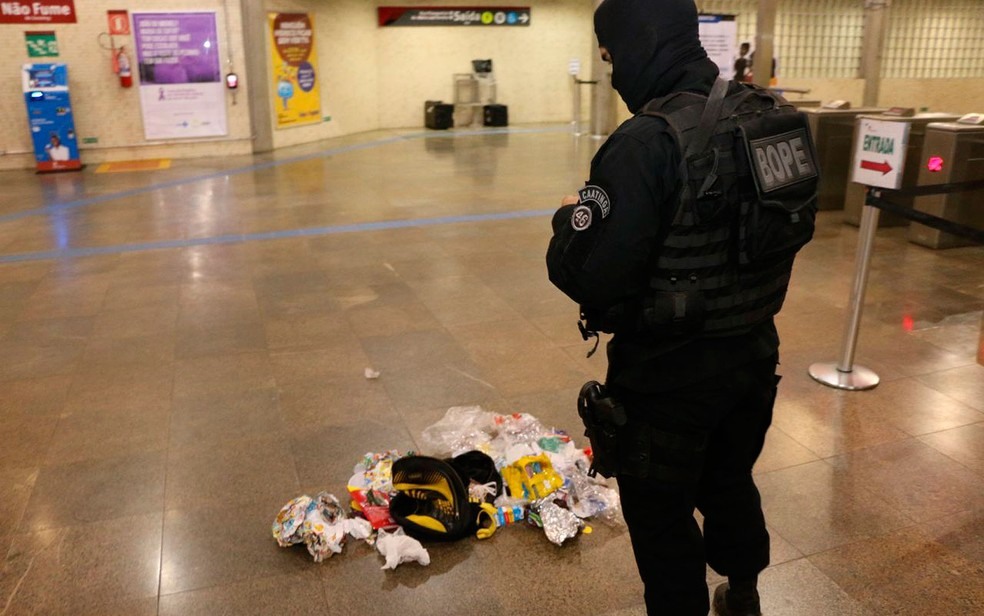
[
  {"xmin": 748, "ymin": 50, "xmax": 778, "ymax": 86},
  {"xmin": 734, "ymin": 41, "xmax": 751, "ymax": 82}
]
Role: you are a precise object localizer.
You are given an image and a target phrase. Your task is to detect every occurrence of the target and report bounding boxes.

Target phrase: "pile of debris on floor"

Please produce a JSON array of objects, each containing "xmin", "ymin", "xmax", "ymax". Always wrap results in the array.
[{"xmin": 272, "ymin": 406, "xmax": 622, "ymax": 569}]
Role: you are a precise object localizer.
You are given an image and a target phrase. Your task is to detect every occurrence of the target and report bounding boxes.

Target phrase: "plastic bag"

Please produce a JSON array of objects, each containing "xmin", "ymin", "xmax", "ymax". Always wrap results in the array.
[
  {"xmin": 566, "ymin": 471, "xmax": 623, "ymax": 525},
  {"xmin": 419, "ymin": 406, "xmax": 496, "ymax": 456}
]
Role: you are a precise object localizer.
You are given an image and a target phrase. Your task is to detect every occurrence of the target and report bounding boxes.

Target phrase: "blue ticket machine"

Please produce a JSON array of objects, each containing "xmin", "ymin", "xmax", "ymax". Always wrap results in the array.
[{"xmin": 22, "ymin": 63, "xmax": 82, "ymax": 172}]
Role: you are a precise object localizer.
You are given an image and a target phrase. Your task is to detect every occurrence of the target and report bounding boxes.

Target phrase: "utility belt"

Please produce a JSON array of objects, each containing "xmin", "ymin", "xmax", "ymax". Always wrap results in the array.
[
  {"xmin": 580, "ymin": 289, "xmax": 705, "ymax": 340},
  {"xmin": 577, "ymin": 381, "xmax": 708, "ymax": 481}
]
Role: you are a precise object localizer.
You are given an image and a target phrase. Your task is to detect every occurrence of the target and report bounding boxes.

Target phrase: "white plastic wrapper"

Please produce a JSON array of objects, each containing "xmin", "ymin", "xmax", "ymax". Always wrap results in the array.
[
  {"xmin": 341, "ymin": 517, "xmax": 373, "ymax": 541},
  {"xmin": 304, "ymin": 509, "xmax": 346, "ymax": 563},
  {"xmin": 376, "ymin": 528, "xmax": 431, "ymax": 570}
]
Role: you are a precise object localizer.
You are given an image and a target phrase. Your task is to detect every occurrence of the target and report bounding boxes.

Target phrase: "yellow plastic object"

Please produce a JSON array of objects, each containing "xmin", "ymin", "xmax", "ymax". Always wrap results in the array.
[
  {"xmin": 476, "ymin": 502, "xmax": 498, "ymax": 539},
  {"xmin": 501, "ymin": 454, "xmax": 564, "ymax": 501},
  {"xmin": 347, "ymin": 485, "xmax": 364, "ymax": 512}
]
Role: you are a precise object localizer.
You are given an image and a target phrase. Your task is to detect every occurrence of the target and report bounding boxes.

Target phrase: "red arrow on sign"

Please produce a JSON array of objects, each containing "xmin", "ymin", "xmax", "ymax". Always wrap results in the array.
[{"xmin": 860, "ymin": 159, "xmax": 893, "ymax": 175}]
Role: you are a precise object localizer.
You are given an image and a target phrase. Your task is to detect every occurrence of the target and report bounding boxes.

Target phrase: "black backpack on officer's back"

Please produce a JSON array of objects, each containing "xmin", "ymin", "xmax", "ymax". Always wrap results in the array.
[{"xmin": 636, "ymin": 79, "xmax": 820, "ymax": 336}]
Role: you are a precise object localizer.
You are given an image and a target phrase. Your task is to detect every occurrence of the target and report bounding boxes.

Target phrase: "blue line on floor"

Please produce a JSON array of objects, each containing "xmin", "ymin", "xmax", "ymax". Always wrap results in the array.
[
  {"xmin": 0, "ymin": 126, "xmax": 570, "ymax": 224},
  {"xmin": 0, "ymin": 208, "xmax": 556, "ymax": 264}
]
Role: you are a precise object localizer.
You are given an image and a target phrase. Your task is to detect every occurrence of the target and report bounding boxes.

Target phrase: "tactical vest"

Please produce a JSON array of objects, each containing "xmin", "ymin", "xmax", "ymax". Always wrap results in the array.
[{"xmin": 635, "ymin": 79, "xmax": 819, "ymax": 337}]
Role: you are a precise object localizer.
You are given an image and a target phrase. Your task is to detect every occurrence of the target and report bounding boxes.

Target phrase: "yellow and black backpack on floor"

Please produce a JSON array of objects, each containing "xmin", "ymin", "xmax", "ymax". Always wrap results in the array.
[{"xmin": 390, "ymin": 452, "xmax": 501, "ymax": 541}]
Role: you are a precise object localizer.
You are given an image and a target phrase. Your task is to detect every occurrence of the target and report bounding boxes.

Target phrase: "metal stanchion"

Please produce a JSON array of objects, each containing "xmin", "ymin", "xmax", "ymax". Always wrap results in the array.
[
  {"xmin": 809, "ymin": 188, "xmax": 882, "ymax": 391},
  {"xmin": 571, "ymin": 76, "xmax": 597, "ymax": 136}
]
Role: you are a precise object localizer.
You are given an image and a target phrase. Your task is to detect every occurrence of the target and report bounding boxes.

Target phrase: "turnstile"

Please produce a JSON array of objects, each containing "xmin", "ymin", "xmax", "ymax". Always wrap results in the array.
[
  {"xmin": 843, "ymin": 112, "xmax": 961, "ymax": 227},
  {"xmin": 802, "ymin": 107, "xmax": 886, "ymax": 210},
  {"xmin": 908, "ymin": 121, "xmax": 984, "ymax": 249}
]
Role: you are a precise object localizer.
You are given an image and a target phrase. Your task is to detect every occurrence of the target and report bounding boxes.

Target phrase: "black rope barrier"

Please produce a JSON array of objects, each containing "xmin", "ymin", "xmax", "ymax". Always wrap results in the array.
[
  {"xmin": 876, "ymin": 177, "xmax": 984, "ymax": 198},
  {"xmin": 865, "ymin": 180, "xmax": 984, "ymax": 246}
]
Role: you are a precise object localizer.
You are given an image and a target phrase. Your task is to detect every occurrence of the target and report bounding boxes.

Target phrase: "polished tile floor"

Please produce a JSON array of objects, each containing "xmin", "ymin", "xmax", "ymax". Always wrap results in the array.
[{"xmin": 0, "ymin": 126, "xmax": 982, "ymax": 615}]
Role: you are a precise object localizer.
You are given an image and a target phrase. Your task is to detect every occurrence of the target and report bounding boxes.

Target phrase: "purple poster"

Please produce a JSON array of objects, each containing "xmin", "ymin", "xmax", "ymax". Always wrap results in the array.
[{"xmin": 132, "ymin": 12, "xmax": 227, "ymax": 139}]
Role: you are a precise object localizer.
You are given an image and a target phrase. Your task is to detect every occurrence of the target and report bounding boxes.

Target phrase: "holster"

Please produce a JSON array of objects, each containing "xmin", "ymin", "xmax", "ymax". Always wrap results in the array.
[{"xmin": 577, "ymin": 381, "xmax": 627, "ymax": 478}]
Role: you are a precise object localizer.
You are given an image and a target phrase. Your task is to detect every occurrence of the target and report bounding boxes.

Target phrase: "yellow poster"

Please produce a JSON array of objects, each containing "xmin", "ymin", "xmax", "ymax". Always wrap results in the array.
[{"xmin": 269, "ymin": 12, "xmax": 321, "ymax": 128}]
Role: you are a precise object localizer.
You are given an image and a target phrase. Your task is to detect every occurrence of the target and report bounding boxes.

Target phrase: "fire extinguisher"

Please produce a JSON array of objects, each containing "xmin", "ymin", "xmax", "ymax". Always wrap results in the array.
[{"xmin": 115, "ymin": 46, "xmax": 133, "ymax": 88}]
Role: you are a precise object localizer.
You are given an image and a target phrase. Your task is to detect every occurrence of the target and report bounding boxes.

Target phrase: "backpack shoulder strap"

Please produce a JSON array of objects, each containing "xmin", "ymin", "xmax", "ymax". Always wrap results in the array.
[
  {"xmin": 685, "ymin": 78, "xmax": 730, "ymax": 159},
  {"xmin": 637, "ymin": 79, "xmax": 734, "ymax": 225}
]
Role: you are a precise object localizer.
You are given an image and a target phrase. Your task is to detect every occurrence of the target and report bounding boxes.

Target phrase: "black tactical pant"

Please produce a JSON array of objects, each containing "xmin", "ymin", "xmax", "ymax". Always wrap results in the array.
[{"xmin": 611, "ymin": 354, "xmax": 779, "ymax": 615}]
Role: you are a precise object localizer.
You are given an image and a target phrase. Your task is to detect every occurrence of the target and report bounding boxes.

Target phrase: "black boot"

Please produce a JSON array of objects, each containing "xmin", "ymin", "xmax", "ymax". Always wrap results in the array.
[{"xmin": 712, "ymin": 582, "xmax": 762, "ymax": 616}]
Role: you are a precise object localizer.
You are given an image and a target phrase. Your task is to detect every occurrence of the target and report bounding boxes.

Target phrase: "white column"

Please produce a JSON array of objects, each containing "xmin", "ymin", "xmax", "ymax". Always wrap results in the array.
[
  {"xmin": 861, "ymin": 0, "xmax": 892, "ymax": 107},
  {"xmin": 753, "ymin": 0, "xmax": 777, "ymax": 88},
  {"xmin": 589, "ymin": 0, "xmax": 617, "ymax": 138},
  {"xmin": 242, "ymin": 0, "xmax": 274, "ymax": 153}
]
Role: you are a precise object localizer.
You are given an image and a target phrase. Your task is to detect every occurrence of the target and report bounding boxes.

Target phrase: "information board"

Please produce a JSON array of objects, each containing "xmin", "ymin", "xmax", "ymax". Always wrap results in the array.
[{"xmin": 132, "ymin": 11, "xmax": 227, "ymax": 140}]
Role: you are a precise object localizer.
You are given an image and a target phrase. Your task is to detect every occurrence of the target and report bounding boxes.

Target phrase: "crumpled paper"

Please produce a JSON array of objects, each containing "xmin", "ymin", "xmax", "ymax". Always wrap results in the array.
[
  {"xmin": 272, "ymin": 492, "xmax": 371, "ymax": 562},
  {"xmin": 272, "ymin": 495, "xmax": 314, "ymax": 547},
  {"xmin": 375, "ymin": 527, "xmax": 431, "ymax": 570}
]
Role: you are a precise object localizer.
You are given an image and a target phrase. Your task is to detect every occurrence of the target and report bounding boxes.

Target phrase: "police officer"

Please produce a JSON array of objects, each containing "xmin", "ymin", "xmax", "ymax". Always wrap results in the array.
[{"xmin": 546, "ymin": 1, "xmax": 817, "ymax": 614}]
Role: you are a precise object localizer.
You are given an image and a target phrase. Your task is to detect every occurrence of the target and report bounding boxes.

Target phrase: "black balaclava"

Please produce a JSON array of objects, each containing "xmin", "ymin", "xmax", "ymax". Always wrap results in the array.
[{"xmin": 594, "ymin": 0, "xmax": 714, "ymax": 113}]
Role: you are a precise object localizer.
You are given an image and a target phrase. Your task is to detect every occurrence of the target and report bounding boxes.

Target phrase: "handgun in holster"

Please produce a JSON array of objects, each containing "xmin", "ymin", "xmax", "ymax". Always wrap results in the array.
[{"xmin": 577, "ymin": 381, "xmax": 627, "ymax": 478}]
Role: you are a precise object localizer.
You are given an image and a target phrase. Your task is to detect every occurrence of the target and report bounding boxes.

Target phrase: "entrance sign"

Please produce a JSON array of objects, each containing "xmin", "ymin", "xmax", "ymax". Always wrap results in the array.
[
  {"xmin": 1, "ymin": 1, "xmax": 76, "ymax": 24},
  {"xmin": 132, "ymin": 12, "xmax": 227, "ymax": 140},
  {"xmin": 268, "ymin": 12, "xmax": 321, "ymax": 129},
  {"xmin": 378, "ymin": 7, "xmax": 530, "ymax": 27},
  {"xmin": 698, "ymin": 14, "xmax": 738, "ymax": 80},
  {"xmin": 851, "ymin": 118, "xmax": 909, "ymax": 189}
]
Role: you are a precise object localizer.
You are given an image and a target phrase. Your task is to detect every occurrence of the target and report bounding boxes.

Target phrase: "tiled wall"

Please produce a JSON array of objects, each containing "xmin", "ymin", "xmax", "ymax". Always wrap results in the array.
[
  {"xmin": 884, "ymin": 0, "xmax": 984, "ymax": 79},
  {"xmin": 264, "ymin": 0, "xmax": 380, "ymax": 150},
  {"xmin": 0, "ymin": 0, "xmax": 595, "ymax": 168},
  {"xmin": 373, "ymin": 0, "xmax": 596, "ymax": 129},
  {"xmin": 692, "ymin": 0, "xmax": 984, "ymax": 112},
  {"xmin": 0, "ymin": 0, "xmax": 252, "ymax": 171},
  {"xmin": 698, "ymin": 0, "xmax": 984, "ymax": 80},
  {"xmin": 2, "ymin": 1, "xmax": 981, "ymax": 170},
  {"xmin": 266, "ymin": 0, "xmax": 595, "ymax": 145}
]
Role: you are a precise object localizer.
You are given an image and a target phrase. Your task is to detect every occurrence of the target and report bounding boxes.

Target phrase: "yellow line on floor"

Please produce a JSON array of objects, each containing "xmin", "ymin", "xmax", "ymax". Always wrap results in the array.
[{"xmin": 95, "ymin": 159, "xmax": 172, "ymax": 174}]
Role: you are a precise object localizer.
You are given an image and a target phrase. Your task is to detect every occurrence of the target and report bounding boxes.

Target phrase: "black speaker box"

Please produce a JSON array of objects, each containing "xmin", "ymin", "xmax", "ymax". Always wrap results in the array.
[
  {"xmin": 425, "ymin": 100, "xmax": 454, "ymax": 130},
  {"xmin": 483, "ymin": 104, "xmax": 508, "ymax": 127}
]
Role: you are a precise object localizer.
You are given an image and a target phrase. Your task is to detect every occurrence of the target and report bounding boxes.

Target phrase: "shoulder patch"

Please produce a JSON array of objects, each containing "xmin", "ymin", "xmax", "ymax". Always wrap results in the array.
[
  {"xmin": 571, "ymin": 204, "xmax": 593, "ymax": 231},
  {"xmin": 578, "ymin": 185, "xmax": 610, "ymax": 219}
]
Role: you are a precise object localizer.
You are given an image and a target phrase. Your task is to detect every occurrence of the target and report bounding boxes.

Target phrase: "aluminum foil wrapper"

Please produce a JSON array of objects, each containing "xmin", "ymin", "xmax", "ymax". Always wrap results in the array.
[{"xmin": 538, "ymin": 500, "xmax": 581, "ymax": 546}]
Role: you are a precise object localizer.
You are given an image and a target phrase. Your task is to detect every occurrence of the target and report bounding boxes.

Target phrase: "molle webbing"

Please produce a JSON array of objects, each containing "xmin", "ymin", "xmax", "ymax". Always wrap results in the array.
[{"xmin": 638, "ymin": 81, "xmax": 803, "ymax": 335}]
